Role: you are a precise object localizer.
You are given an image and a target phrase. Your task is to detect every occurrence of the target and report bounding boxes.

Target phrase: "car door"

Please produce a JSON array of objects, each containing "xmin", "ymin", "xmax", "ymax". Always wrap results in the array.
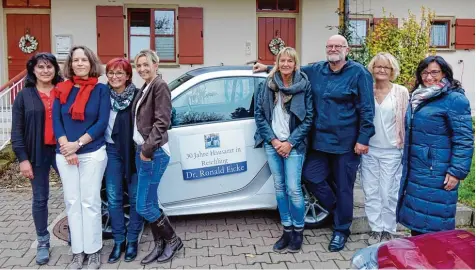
[{"xmin": 159, "ymin": 75, "xmax": 268, "ymax": 205}]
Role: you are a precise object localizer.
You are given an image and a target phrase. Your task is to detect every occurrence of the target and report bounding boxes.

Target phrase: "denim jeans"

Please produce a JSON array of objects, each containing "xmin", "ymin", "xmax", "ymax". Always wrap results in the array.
[
  {"xmin": 135, "ymin": 146, "xmax": 170, "ymax": 222},
  {"xmin": 264, "ymin": 143, "xmax": 305, "ymax": 228},
  {"xmin": 105, "ymin": 143, "xmax": 143, "ymax": 243},
  {"xmin": 31, "ymin": 146, "xmax": 57, "ymax": 237}
]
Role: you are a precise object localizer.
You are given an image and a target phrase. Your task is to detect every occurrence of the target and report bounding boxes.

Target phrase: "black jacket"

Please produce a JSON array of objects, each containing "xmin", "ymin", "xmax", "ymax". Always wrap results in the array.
[
  {"xmin": 110, "ymin": 90, "xmax": 139, "ymax": 182},
  {"xmin": 11, "ymin": 87, "xmax": 51, "ymax": 166}
]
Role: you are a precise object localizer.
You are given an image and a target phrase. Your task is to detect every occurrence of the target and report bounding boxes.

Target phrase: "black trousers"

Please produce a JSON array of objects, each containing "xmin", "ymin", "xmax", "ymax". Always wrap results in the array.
[{"xmin": 302, "ymin": 149, "xmax": 360, "ymax": 236}]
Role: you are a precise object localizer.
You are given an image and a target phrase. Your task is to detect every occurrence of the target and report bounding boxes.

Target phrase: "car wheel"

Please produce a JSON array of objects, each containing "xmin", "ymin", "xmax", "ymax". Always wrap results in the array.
[
  {"xmin": 101, "ymin": 182, "xmax": 131, "ymax": 239},
  {"xmin": 302, "ymin": 183, "xmax": 331, "ymax": 229}
]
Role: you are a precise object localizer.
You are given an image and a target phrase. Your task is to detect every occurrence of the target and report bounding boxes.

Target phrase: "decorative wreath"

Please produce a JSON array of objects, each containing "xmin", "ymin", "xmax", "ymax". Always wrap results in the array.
[
  {"xmin": 268, "ymin": 37, "xmax": 286, "ymax": 55},
  {"xmin": 18, "ymin": 34, "xmax": 39, "ymax": 54}
]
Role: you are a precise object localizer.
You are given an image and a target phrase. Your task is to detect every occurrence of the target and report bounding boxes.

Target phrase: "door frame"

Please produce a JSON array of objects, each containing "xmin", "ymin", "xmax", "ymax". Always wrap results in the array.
[
  {"xmin": 1, "ymin": 8, "xmax": 50, "ymax": 83},
  {"xmin": 256, "ymin": 11, "xmax": 301, "ymax": 64}
]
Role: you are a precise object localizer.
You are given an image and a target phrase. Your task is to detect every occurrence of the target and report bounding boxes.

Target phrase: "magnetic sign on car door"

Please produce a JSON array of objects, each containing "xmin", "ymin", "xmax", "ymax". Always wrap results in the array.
[{"xmin": 179, "ymin": 129, "xmax": 248, "ymax": 180}]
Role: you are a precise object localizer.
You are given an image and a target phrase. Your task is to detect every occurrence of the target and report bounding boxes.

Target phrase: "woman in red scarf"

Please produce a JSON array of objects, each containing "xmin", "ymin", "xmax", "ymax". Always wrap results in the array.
[{"xmin": 52, "ymin": 45, "xmax": 110, "ymax": 270}]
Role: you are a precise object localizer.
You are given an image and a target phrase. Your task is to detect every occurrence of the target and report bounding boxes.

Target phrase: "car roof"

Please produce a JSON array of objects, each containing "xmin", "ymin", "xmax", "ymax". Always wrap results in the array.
[{"xmin": 186, "ymin": 66, "xmax": 254, "ymax": 77}]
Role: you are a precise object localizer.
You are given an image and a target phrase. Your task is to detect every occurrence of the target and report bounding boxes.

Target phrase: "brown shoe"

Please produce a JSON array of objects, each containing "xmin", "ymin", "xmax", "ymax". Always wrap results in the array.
[
  {"xmin": 156, "ymin": 215, "xmax": 183, "ymax": 263},
  {"xmin": 140, "ymin": 216, "xmax": 165, "ymax": 265}
]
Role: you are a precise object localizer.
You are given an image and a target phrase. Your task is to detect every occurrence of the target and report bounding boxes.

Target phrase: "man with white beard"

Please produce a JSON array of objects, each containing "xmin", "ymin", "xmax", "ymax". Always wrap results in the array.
[{"xmin": 253, "ymin": 35, "xmax": 375, "ymax": 252}]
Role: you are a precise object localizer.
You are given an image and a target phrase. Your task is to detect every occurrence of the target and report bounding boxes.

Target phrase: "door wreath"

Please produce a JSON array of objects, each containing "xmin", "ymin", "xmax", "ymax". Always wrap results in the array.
[
  {"xmin": 18, "ymin": 34, "xmax": 39, "ymax": 54},
  {"xmin": 268, "ymin": 37, "xmax": 286, "ymax": 55}
]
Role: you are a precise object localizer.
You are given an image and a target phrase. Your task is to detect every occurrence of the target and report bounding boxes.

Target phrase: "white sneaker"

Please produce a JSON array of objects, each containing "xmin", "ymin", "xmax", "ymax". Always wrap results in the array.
[
  {"xmin": 69, "ymin": 253, "xmax": 85, "ymax": 270},
  {"xmin": 366, "ymin": 231, "xmax": 382, "ymax": 246},
  {"xmin": 380, "ymin": 231, "xmax": 395, "ymax": 242},
  {"xmin": 87, "ymin": 251, "xmax": 101, "ymax": 270}
]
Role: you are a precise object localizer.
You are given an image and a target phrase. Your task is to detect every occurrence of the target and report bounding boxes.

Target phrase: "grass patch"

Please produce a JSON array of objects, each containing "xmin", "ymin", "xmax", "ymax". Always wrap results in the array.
[
  {"xmin": 458, "ymin": 117, "xmax": 475, "ymax": 208},
  {"xmin": 459, "ymin": 156, "xmax": 474, "ymax": 208}
]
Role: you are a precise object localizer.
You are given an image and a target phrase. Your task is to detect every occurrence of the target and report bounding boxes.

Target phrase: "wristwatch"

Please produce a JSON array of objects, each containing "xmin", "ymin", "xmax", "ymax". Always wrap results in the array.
[{"xmin": 77, "ymin": 140, "xmax": 84, "ymax": 148}]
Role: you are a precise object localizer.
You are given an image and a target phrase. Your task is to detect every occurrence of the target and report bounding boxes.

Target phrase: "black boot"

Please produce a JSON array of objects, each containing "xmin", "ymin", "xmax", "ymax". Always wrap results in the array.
[
  {"xmin": 140, "ymin": 218, "xmax": 165, "ymax": 265},
  {"xmin": 124, "ymin": 241, "xmax": 138, "ymax": 262},
  {"xmin": 156, "ymin": 215, "xmax": 183, "ymax": 263},
  {"xmin": 287, "ymin": 227, "xmax": 304, "ymax": 253},
  {"xmin": 273, "ymin": 226, "xmax": 293, "ymax": 252},
  {"xmin": 108, "ymin": 242, "xmax": 125, "ymax": 264}
]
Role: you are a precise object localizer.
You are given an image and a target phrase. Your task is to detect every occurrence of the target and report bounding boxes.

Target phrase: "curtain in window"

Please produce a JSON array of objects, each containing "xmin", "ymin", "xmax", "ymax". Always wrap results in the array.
[
  {"xmin": 349, "ymin": 20, "xmax": 367, "ymax": 46},
  {"xmin": 431, "ymin": 24, "xmax": 448, "ymax": 47}
]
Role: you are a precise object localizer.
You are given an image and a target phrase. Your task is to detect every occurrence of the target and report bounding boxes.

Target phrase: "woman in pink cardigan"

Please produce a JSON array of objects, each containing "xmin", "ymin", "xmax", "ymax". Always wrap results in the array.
[{"xmin": 361, "ymin": 52, "xmax": 409, "ymax": 245}]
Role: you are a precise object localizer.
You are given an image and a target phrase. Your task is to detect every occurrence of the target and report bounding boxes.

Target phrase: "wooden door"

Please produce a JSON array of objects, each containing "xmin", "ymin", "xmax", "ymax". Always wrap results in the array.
[
  {"xmin": 258, "ymin": 17, "xmax": 296, "ymax": 65},
  {"xmin": 6, "ymin": 14, "xmax": 51, "ymax": 79}
]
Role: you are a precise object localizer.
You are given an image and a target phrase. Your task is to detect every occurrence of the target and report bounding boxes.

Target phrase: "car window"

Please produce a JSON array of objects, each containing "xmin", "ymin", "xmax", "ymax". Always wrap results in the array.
[{"xmin": 172, "ymin": 76, "xmax": 256, "ymax": 127}]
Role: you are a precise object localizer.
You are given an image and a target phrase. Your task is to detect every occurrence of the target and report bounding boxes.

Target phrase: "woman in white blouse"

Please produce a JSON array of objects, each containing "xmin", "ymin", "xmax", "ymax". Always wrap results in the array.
[{"xmin": 362, "ymin": 52, "xmax": 409, "ymax": 245}]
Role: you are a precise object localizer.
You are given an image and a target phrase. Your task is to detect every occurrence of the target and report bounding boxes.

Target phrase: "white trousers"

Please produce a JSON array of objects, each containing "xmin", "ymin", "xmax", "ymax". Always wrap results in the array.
[
  {"xmin": 56, "ymin": 146, "xmax": 107, "ymax": 254},
  {"xmin": 360, "ymin": 146, "xmax": 402, "ymax": 233}
]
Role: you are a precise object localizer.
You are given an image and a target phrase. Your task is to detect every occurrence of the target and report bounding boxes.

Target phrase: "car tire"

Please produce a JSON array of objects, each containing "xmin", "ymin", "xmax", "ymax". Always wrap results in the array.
[
  {"xmin": 101, "ymin": 179, "xmax": 131, "ymax": 239},
  {"xmin": 302, "ymin": 183, "xmax": 331, "ymax": 229}
]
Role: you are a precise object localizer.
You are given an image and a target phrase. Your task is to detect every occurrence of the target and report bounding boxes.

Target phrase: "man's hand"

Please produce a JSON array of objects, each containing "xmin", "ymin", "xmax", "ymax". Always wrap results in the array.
[
  {"xmin": 444, "ymin": 174, "xmax": 459, "ymax": 191},
  {"xmin": 278, "ymin": 142, "xmax": 292, "ymax": 158},
  {"xmin": 66, "ymin": 153, "xmax": 79, "ymax": 166},
  {"xmin": 354, "ymin": 143, "xmax": 369, "ymax": 155},
  {"xmin": 253, "ymin": 63, "xmax": 268, "ymax": 73},
  {"xmin": 140, "ymin": 152, "xmax": 152, "ymax": 161},
  {"xmin": 19, "ymin": 160, "xmax": 34, "ymax": 179},
  {"xmin": 60, "ymin": 141, "xmax": 80, "ymax": 156}
]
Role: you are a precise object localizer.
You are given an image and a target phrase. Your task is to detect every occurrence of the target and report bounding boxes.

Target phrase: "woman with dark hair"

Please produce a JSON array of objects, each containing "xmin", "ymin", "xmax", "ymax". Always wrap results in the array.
[
  {"xmin": 53, "ymin": 45, "xmax": 110, "ymax": 269},
  {"xmin": 397, "ymin": 55, "xmax": 474, "ymax": 236},
  {"xmin": 104, "ymin": 58, "xmax": 143, "ymax": 264},
  {"xmin": 11, "ymin": 52, "xmax": 63, "ymax": 265}
]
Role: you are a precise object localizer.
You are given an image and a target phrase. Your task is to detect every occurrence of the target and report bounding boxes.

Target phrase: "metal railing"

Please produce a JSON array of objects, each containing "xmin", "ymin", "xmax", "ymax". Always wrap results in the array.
[{"xmin": 0, "ymin": 70, "xmax": 27, "ymax": 150}]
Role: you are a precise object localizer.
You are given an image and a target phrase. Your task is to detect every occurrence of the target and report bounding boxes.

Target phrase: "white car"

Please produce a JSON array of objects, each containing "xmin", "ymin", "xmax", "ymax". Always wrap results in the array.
[{"xmin": 101, "ymin": 66, "xmax": 329, "ymax": 237}]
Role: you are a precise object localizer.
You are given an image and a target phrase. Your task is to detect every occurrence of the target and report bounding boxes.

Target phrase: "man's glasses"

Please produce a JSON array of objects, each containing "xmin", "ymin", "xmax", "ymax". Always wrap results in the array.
[{"xmin": 326, "ymin": 45, "xmax": 347, "ymax": 50}]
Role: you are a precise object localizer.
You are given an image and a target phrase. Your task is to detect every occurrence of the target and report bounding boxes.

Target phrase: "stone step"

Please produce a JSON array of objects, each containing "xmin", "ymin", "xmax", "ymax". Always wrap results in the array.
[{"xmin": 351, "ymin": 185, "xmax": 474, "ymax": 234}]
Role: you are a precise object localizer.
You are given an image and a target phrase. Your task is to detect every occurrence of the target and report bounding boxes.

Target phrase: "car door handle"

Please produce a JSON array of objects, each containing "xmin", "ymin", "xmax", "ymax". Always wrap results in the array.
[{"xmin": 7, "ymin": 56, "xmax": 12, "ymax": 60}]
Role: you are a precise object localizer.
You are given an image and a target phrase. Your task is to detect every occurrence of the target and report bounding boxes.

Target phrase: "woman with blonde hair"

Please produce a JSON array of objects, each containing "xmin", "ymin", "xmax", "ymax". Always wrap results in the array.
[
  {"xmin": 53, "ymin": 45, "xmax": 110, "ymax": 269},
  {"xmin": 361, "ymin": 52, "xmax": 409, "ymax": 245},
  {"xmin": 254, "ymin": 47, "xmax": 314, "ymax": 253},
  {"xmin": 131, "ymin": 49, "xmax": 181, "ymax": 264}
]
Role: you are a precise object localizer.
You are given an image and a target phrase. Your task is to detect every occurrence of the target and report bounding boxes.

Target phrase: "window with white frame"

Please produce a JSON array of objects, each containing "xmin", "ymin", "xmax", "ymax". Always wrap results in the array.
[
  {"xmin": 348, "ymin": 19, "xmax": 369, "ymax": 46},
  {"xmin": 129, "ymin": 8, "xmax": 176, "ymax": 62}
]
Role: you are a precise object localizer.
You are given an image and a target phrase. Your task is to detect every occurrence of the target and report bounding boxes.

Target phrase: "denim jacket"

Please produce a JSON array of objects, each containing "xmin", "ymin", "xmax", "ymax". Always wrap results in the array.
[{"xmin": 254, "ymin": 70, "xmax": 314, "ymax": 154}]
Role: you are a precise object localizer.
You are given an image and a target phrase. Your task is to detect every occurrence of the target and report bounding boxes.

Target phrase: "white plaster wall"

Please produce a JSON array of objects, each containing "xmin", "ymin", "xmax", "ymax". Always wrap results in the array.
[
  {"xmin": 50, "ymin": 0, "xmax": 257, "ymax": 86},
  {"xmin": 300, "ymin": 0, "xmax": 340, "ymax": 65},
  {"xmin": 350, "ymin": 0, "xmax": 475, "ymax": 112}
]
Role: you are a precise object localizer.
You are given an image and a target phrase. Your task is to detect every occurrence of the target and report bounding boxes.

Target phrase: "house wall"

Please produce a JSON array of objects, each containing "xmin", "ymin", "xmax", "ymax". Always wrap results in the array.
[
  {"xmin": 0, "ymin": 4, "xmax": 5, "ymax": 85},
  {"xmin": 50, "ymin": 0, "xmax": 258, "ymax": 86},
  {"xmin": 350, "ymin": 0, "xmax": 475, "ymax": 113}
]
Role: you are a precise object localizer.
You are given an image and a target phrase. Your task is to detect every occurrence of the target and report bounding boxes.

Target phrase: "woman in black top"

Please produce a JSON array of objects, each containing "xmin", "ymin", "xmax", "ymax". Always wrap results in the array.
[{"xmin": 11, "ymin": 53, "xmax": 63, "ymax": 265}]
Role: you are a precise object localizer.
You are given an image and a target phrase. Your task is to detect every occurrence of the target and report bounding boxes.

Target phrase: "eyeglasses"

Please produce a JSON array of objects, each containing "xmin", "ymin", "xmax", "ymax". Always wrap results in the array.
[
  {"xmin": 106, "ymin": 71, "xmax": 126, "ymax": 78},
  {"xmin": 421, "ymin": 70, "xmax": 441, "ymax": 77},
  {"xmin": 326, "ymin": 45, "xmax": 347, "ymax": 50},
  {"xmin": 373, "ymin": 66, "xmax": 393, "ymax": 71}
]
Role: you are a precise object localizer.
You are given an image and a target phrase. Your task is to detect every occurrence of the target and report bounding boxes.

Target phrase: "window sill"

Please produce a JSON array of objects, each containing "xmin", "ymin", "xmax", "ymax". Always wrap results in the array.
[
  {"xmin": 433, "ymin": 47, "xmax": 456, "ymax": 52},
  {"xmin": 160, "ymin": 64, "xmax": 181, "ymax": 68}
]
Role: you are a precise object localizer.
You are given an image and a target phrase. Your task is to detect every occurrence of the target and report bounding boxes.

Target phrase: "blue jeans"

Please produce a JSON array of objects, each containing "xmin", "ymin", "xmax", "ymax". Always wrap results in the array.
[
  {"xmin": 105, "ymin": 143, "xmax": 143, "ymax": 243},
  {"xmin": 264, "ymin": 143, "xmax": 305, "ymax": 228},
  {"xmin": 135, "ymin": 146, "xmax": 170, "ymax": 222},
  {"xmin": 31, "ymin": 146, "xmax": 57, "ymax": 237}
]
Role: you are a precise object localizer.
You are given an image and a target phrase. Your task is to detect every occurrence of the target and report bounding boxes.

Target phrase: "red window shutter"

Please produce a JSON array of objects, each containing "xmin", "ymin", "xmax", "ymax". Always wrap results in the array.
[
  {"xmin": 96, "ymin": 6, "xmax": 125, "ymax": 63},
  {"xmin": 455, "ymin": 19, "xmax": 475, "ymax": 50},
  {"xmin": 373, "ymin": 17, "xmax": 398, "ymax": 28},
  {"xmin": 178, "ymin": 7, "xmax": 204, "ymax": 64}
]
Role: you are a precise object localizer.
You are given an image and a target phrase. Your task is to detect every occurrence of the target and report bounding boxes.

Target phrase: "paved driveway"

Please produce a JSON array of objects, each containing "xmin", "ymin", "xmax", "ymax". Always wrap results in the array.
[{"xmin": 0, "ymin": 187, "xmax": 371, "ymax": 269}]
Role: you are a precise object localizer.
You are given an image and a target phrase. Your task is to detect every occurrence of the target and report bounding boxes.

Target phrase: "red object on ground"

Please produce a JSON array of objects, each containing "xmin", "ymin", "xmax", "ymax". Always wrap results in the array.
[{"xmin": 378, "ymin": 230, "xmax": 475, "ymax": 269}]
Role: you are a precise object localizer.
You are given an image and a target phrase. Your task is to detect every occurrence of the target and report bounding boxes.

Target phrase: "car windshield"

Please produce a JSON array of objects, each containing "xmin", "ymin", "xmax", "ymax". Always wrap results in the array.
[{"xmin": 168, "ymin": 73, "xmax": 194, "ymax": 91}]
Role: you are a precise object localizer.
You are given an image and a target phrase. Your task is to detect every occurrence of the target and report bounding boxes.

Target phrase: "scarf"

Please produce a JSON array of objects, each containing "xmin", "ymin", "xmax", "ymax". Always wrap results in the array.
[
  {"xmin": 262, "ymin": 71, "xmax": 308, "ymax": 122},
  {"xmin": 411, "ymin": 78, "xmax": 449, "ymax": 110},
  {"xmin": 109, "ymin": 83, "xmax": 136, "ymax": 112},
  {"xmin": 55, "ymin": 76, "xmax": 98, "ymax": 121}
]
